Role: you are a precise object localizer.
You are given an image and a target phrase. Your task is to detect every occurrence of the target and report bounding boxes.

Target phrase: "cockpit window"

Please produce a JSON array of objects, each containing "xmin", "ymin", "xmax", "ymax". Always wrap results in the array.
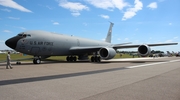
[
  {"xmin": 17, "ymin": 32, "xmax": 31, "ymax": 38},
  {"xmin": 18, "ymin": 33, "xmax": 23, "ymax": 36},
  {"xmin": 23, "ymin": 34, "xmax": 26, "ymax": 37}
]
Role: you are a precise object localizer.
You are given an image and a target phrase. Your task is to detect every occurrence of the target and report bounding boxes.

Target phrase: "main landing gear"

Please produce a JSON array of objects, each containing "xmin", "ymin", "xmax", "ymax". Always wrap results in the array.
[
  {"xmin": 91, "ymin": 52, "xmax": 101, "ymax": 62},
  {"xmin": 66, "ymin": 55, "xmax": 101, "ymax": 62},
  {"xmin": 91, "ymin": 56, "xmax": 101, "ymax": 62},
  {"xmin": 66, "ymin": 56, "xmax": 77, "ymax": 62},
  {"xmin": 33, "ymin": 56, "xmax": 41, "ymax": 64}
]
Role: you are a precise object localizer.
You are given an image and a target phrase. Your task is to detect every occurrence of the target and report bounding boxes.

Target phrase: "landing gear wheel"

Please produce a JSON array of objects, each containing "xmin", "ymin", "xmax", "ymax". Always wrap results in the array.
[
  {"xmin": 91, "ymin": 56, "xmax": 95, "ymax": 62},
  {"xmin": 66, "ymin": 56, "xmax": 70, "ymax": 62},
  {"xmin": 96, "ymin": 56, "xmax": 101, "ymax": 62},
  {"xmin": 16, "ymin": 61, "xmax": 21, "ymax": 65},
  {"xmin": 33, "ymin": 59, "xmax": 41, "ymax": 64},
  {"xmin": 66, "ymin": 56, "xmax": 77, "ymax": 62},
  {"xmin": 73, "ymin": 57, "xmax": 77, "ymax": 62},
  {"xmin": 91, "ymin": 56, "xmax": 101, "ymax": 62},
  {"xmin": 33, "ymin": 59, "xmax": 36, "ymax": 64},
  {"xmin": 36, "ymin": 59, "xmax": 41, "ymax": 64}
]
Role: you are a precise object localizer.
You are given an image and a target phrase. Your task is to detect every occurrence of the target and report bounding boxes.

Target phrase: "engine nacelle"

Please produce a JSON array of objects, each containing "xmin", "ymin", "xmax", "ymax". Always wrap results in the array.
[
  {"xmin": 99, "ymin": 47, "xmax": 116, "ymax": 60},
  {"xmin": 138, "ymin": 44, "xmax": 151, "ymax": 57}
]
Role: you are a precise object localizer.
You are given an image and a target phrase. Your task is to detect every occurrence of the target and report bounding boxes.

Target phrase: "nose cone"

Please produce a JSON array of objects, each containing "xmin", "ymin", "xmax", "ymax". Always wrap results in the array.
[{"xmin": 5, "ymin": 36, "xmax": 22, "ymax": 49}]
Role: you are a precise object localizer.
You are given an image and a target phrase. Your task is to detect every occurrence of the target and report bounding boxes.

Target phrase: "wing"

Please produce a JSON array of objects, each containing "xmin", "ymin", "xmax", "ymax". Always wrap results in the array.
[
  {"xmin": 70, "ymin": 46, "xmax": 102, "ymax": 53},
  {"xmin": 113, "ymin": 43, "xmax": 178, "ymax": 49},
  {"xmin": 69, "ymin": 42, "xmax": 132, "ymax": 53},
  {"xmin": 70, "ymin": 42, "xmax": 178, "ymax": 53}
]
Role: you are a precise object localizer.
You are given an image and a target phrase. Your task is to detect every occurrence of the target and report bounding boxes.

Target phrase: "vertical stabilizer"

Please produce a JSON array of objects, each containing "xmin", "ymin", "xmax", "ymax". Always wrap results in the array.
[{"xmin": 105, "ymin": 22, "xmax": 114, "ymax": 43}]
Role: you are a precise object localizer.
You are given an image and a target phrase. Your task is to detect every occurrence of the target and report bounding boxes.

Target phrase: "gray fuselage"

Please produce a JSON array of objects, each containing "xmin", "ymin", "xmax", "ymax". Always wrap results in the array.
[{"xmin": 16, "ymin": 30, "xmax": 111, "ymax": 56}]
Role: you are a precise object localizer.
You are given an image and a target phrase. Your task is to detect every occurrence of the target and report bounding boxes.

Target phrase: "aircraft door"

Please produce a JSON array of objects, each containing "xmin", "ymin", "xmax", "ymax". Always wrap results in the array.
[
  {"xmin": 77, "ymin": 39, "xmax": 80, "ymax": 46},
  {"xmin": 31, "ymin": 47, "xmax": 40, "ymax": 55}
]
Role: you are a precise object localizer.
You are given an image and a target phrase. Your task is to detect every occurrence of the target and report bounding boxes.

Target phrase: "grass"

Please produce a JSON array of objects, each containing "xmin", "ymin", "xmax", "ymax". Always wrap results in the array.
[{"xmin": 0, "ymin": 53, "xmax": 138, "ymax": 62}]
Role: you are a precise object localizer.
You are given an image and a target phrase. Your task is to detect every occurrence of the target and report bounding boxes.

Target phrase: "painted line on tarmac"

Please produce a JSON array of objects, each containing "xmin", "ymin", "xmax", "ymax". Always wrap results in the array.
[
  {"xmin": 126, "ymin": 59, "xmax": 180, "ymax": 69},
  {"xmin": 107, "ymin": 57, "xmax": 168, "ymax": 61}
]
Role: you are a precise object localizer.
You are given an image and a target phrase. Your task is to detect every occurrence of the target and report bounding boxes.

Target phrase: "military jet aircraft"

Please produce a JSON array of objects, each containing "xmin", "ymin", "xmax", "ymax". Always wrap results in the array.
[{"xmin": 5, "ymin": 22, "xmax": 178, "ymax": 64}]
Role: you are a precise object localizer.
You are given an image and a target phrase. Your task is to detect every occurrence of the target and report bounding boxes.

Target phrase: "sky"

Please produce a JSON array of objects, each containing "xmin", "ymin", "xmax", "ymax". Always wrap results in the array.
[{"xmin": 0, "ymin": 0, "xmax": 179, "ymax": 52}]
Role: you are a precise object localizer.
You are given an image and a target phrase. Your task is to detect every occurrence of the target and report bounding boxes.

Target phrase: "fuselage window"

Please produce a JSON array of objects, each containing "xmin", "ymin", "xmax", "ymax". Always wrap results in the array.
[{"xmin": 27, "ymin": 34, "xmax": 31, "ymax": 37}]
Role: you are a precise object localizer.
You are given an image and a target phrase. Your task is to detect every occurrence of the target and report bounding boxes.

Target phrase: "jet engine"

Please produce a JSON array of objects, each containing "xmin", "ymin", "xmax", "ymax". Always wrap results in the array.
[
  {"xmin": 99, "ymin": 47, "xmax": 116, "ymax": 60},
  {"xmin": 138, "ymin": 44, "xmax": 151, "ymax": 57}
]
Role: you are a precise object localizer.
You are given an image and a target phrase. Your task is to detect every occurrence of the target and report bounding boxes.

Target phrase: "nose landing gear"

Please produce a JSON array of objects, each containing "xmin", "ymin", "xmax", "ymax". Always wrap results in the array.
[{"xmin": 33, "ymin": 56, "xmax": 41, "ymax": 64}]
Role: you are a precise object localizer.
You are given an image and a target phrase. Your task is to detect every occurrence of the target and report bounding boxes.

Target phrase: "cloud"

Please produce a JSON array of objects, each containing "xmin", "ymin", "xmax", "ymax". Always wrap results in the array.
[
  {"xmin": 147, "ymin": 2, "xmax": 157, "ymax": 9},
  {"xmin": 57, "ymin": 0, "xmax": 141, "ymax": 20},
  {"xmin": 158, "ymin": 0, "xmax": 165, "ymax": 2},
  {"xmin": 83, "ymin": 22, "xmax": 88, "ymax": 26},
  {"xmin": 1, "ymin": 8, "xmax": 11, "ymax": 12},
  {"xmin": 53, "ymin": 22, "xmax": 59, "ymax": 25},
  {"xmin": 17, "ymin": 27, "xmax": 26, "ymax": 30},
  {"xmin": 86, "ymin": 0, "xmax": 114, "ymax": 11},
  {"xmin": 8, "ymin": 17, "xmax": 20, "ymax": 20},
  {"xmin": 165, "ymin": 39, "xmax": 173, "ymax": 43},
  {"xmin": 38, "ymin": 4, "xmax": 54, "ymax": 10},
  {"xmin": 87, "ymin": 0, "xmax": 144, "ymax": 20},
  {"xmin": 112, "ymin": 0, "xmax": 129, "ymax": 10},
  {"xmin": 46, "ymin": 5, "xmax": 54, "ymax": 10},
  {"xmin": 169, "ymin": 23, "xmax": 172, "ymax": 25},
  {"xmin": 72, "ymin": 12, "xmax": 80, "ymax": 17},
  {"xmin": 173, "ymin": 37, "xmax": 178, "ymax": 39},
  {"xmin": 86, "ymin": 0, "xmax": 129, "ymax": 11},
  {"xmin": 0, "ymin": 0, "xmax": 32, "ymax": 12},
  {"xmin": 58, "ymin": 0, "xmax": 89, "ymax": 17},
  {"xmin": 122, "ymin": 0, "xmax": 143, "ymax": 21},
  {"xmin": 135, "ymin": 28, "xmax": 139, "ymax": 31},
  {"xmin": 3, "ymin": 30, "xmax": 11, "ymax": 33},
  {"xmin": 164, "ymin": 37, "xmax": 179, "ymax": 43},
  {"xmin": 124, "ymin": 38, "xmax": 129, "ymax": 41},
  {"xmin": 99, "ymin": 14, "xmax": 110, "ymax": 19}
]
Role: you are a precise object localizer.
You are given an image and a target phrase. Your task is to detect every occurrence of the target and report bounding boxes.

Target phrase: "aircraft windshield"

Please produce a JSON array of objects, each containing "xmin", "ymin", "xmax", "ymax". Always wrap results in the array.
[{"xmin": 17, "ymin": 32, "xmax": 31, "ymax": 38}]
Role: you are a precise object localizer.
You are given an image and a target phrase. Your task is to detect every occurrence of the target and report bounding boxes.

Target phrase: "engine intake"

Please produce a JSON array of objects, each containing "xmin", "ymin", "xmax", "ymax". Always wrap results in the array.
[
  {"xmin": 138, "ymin": 44, "xmax": 151, "ymax": 57},
  {"xmin": 99, "ymin": 47, "xmax": 116, "ymax": 60}
]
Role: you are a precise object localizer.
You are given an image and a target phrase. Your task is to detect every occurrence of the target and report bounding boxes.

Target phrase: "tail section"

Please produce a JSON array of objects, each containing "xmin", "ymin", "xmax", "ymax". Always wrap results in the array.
[{"xmin": 105, "ymin": 22, "xmax": 114, "ymax": 43}]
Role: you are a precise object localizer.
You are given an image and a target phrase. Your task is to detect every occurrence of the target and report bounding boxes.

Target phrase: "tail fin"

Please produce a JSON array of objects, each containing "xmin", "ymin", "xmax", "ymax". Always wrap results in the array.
[{"xmin": 105, "ymin": 22, "xmax": 114, "ymax": 43}]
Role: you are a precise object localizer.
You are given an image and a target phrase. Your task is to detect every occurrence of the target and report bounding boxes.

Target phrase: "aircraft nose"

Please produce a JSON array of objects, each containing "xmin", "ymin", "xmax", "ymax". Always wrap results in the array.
[{"xmin": 5, "ymin": 36, "xmax": 23, "ymax": 49}]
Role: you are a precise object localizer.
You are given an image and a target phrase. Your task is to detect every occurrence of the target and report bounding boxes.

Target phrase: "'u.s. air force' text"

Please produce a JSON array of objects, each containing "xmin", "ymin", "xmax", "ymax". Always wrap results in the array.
[{"xmin": 29, "ymin": 41, "xmax": 53, "ymax": 46}]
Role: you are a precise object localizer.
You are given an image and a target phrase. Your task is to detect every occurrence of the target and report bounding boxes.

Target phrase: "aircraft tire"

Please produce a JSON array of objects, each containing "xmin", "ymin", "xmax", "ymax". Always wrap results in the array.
[
  {"xmin": 33, "ymin": 59, "xmax": 36, "ymax": 64},
  {"xmin": 16, "ymin": 61, "xmax": 21, "ymax": 65},
  {"xmin": 91, "ymin": 57, "xmax": 95, "ymax": 62},
  {"xmin": 97, "ymin": 56, "xmax": 101, "ymax": 62},
  {"xmin": 66, "ymin": 56, "xmax": 77, "ymax": 62},
  {"xmin": 33, "ymin": 59, "xmax": 41, "ymax": 64},
  {"xmin": 66, "ymin": 56, "xmax": 70, "ymax": 62},
  {"xmin": 36, "ymin": 59, "xmax": 41, "ymax": 64},
  {"xmin": 91, "ymin": 56, "xmax": 101, "ymax": 62},
  {"xmin": 73, "ymin": 57, "xmax": 77, "ymax": 62}
]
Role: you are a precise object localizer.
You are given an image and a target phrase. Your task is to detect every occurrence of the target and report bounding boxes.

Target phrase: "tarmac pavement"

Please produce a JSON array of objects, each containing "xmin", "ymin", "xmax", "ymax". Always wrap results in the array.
[{"xmin": 0, "ymin": 57, "xmax": 180, "ymax": 100}]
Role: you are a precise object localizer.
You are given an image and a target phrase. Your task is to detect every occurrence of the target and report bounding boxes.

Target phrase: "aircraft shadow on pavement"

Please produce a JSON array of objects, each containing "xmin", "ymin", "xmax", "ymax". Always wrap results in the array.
[
  {"xmin": 0, "ymin": 59, "xmax": 168, "ymax": 85},
  {"xmin": 0, "ymin": 67, "xmax": 127, "ymax": 86}
]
